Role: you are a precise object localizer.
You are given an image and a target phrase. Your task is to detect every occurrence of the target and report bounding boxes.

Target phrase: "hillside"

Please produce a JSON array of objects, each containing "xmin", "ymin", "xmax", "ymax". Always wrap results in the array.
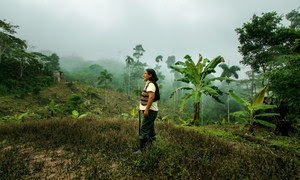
[
  {"xmin": 0, "ymin": 82, "xmax": 136, "ymax": 120},
  {"xmin": 0, "ymin": 83, "xmax": 299, "ymax": 179}
]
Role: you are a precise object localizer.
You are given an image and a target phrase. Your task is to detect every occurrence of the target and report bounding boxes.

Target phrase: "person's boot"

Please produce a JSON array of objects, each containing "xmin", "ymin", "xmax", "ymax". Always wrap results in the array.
[{"xmin": 133, "ymin": 139, "xmax": 146, "ymax": 155}]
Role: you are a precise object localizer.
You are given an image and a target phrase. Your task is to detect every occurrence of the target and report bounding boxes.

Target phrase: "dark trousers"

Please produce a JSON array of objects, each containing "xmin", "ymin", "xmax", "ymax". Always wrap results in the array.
[{"xmin": 140, "ymin": 110, "xmax": 158, "ymax": 141}]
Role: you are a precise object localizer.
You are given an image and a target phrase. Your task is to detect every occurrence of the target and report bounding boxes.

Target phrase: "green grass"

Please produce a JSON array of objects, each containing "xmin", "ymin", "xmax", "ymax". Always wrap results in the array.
[
  {"xmin": 182, "ymin": 124, "xmax": 300, "ymax": 154},
  {"xmin": 0, "ymin": 118, "xmax": 298, "ymax": 179},
  {"xmin": 185, "ymin": 125, "xmax": 241, "ymax": 140}
]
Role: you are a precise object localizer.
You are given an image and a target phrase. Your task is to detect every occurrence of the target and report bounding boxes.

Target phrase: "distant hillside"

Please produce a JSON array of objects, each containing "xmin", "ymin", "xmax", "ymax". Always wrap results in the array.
[
  {"xmin": 60, "ymin": 56, "xmax": 125, "ymax": 76},
  {"xmin": 60, "ymin": 56, "xmax": 94, "ymax": 72}
]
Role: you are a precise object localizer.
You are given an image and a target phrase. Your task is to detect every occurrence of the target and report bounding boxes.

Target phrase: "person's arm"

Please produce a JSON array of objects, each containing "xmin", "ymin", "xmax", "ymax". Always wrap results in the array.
[{"xmin": 144, "ymin": 91, "xmax": 154, "ymax": 116}]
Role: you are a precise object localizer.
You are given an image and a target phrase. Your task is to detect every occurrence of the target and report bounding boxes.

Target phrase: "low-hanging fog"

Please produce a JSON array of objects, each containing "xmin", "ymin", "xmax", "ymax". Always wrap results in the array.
[{"xmin": 0, "ymin": 0, "xmax": 298, "ymax": 78}]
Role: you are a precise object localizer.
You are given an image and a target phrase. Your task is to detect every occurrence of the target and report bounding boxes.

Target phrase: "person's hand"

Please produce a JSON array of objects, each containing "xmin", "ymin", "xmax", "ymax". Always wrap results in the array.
[{"xmin": 144, "ymin": 109, "xmax": 149, "ymax": 117}]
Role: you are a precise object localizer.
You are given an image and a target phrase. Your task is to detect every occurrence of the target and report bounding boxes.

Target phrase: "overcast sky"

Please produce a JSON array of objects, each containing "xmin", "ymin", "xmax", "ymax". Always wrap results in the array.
[{"xmin": 0, "ymin": 0, "xmax": 298, "ymax": 74}]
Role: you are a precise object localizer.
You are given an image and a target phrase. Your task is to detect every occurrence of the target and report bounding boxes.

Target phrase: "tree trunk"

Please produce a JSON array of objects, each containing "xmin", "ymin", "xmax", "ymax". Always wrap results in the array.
[
  {"xmin": 128, "ymin": 69, "xmax": 131, "ymax": 95},
  {"xmin": 192, "ymin": 102, "xmax": 200, "ymax": 125}
]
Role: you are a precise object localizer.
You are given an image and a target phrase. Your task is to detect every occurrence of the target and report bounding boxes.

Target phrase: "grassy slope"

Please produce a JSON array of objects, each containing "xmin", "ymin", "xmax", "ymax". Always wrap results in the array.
[
  {"xmin": 0, "ymin": 82, "xmax": 136, "ymax": 118},
  {"xmin": 0, "ymin": 83, "xmax": 299, "ymax": 179},
  {"xmin": 0, "ymin": 118, "xmax": 298, "ymax": 179}
]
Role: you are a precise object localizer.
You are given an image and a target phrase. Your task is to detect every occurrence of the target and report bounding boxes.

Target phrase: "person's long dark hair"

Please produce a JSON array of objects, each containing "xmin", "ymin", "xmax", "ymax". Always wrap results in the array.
[{"xmin": 146, "ymin": 68, "xmax": 160, "ymax": 102}]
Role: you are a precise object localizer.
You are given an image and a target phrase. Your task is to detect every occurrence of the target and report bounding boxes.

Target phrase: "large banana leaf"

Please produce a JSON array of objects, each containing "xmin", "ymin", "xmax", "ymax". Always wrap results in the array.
[
  {"xmin": 253, "ymin": 119, "xmax": 276, "ymax": 128},
  {"xmin": 179, "ymin": 93, "xmax": 193, "ymax": 112},
  {"xmin": 252, "ymin": 86, "xmax": 267, "ymax": 106},
  {"xmin": 203, "ymin": 56, "xmax": 224, "ymax": 76},
  {"xmin": 231, "ymin": 111, "xmax": 249, "ymax": 123},
  {"xmin": 175, "ymin": 77, "xmax": 190, "ymax": 83},
  {"xmin": 202, "ymin": 86, "xmax": 219, "ymax": 97},
  {"xmin": 201, "ymin": 58, "xmax": 209, "ymax": 75},
  {"xmin": 204, "ymin": 77, "xmax": 234, "ymax": 85},
  {"xmin": 185, "ymin": 60, "xmax": 200, "ymax": 84},
  {"xmin": 170, "ymin": 65, "xmax": 185, "ymax": 74},
  {"xmin": 174, "ymin": 61, "xmax": 185, "ymax": 66},
  {"xmin": 229, "ymin": 90, "xmax": 251, "ymax": 110},
  {"xmin": 255, "ymin": 113, "xmax": 279, "ymax": 118},
  {"xmin": 253, "ymin": 104, "xmax": 277, "ymax": 111},
  {"xmin": 211, "ymin": 95, "xmax": 224, "ymax": 104},
  {"xmin": 231, "ymin": 111, "xmax": 249, "ymax": 118},
  {"xmin": 203, "ymin": 85, "xmax": 224, "ymax": 104},
  {"xmin": 170, "ymin": 86, "xmax": 193, "ymax": 98},
  {"xmin": 196, "ymin": 54, "xmax": 203, "ymax": 73},
  {"xmin": 184, "ymin": 55, "xmax": 193, "ymax": 61}
]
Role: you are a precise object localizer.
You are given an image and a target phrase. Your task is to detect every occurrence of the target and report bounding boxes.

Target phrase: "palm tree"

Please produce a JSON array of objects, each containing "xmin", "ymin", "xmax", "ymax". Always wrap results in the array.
[
  {"xmin": 125, "ymin": 56, "xmax": 134, "ymax": 94},
  {"xmin": 131, "ymin": 45, "xmax": 147, "ymax": 94},
  {"xmin": 97, "ymin": 69, "xmax": 113, "ymax": 89},
  {"xmin": 154, "ymin": 55, "xmax": 165, "ymax": 88},
  {"xmin": 170, "ymin": 53, "xmax": 228, "ymax": 125},
  {"xmin": 133, "ymin": 44, "xmax": 145, "ymax": 62},
  {"xmin": 155, "ymin": 55, "xmax": 163, "ymax": 63},
  {"xmin": 219, "ymin": 64, "xmax": 241, "ymax": 123},
  {"xmin": 98, "ymin": 69, "xmax": 113, "ymax": 104}
]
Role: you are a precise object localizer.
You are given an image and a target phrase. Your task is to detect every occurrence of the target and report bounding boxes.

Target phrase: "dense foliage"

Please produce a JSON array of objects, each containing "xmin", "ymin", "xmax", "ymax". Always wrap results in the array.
[
  {"xmin": 236, "ymin": 9, "xmax": 300, "ymax": 134},
  {"xmin": 0, "ymin": 20, "xmax": 59, "ymax": 96}
]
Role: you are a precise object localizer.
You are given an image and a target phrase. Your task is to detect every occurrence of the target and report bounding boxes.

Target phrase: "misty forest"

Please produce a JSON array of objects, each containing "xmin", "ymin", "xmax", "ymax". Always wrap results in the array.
[{"xmin": 0, "ymin": 1, "xmax": 299, "ymax": 179}]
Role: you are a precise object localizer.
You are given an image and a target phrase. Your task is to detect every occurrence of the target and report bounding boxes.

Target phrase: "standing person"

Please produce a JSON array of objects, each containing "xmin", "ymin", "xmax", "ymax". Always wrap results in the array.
[{"xmin": 133, "ymin": 69, "xmax": 160, "ymax": 154}]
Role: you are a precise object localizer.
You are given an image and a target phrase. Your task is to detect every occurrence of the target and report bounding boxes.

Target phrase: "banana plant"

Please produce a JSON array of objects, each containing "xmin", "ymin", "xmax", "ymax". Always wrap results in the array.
[
  {"xmin": 170, "ymin": 53, "xmax": 229, "ymax": 125},
  {"xmin": 229, "ymin": 86, "xmax": 278, "ymax": 128}
]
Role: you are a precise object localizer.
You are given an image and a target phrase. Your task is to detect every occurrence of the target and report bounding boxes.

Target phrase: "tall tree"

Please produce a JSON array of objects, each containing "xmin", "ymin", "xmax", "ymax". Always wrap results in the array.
[
  {"xmin": 219, "ymin": 64, "xmax": 241, "ymax": 122},
  {"xmin": 0, "ymin": 20, "xmax": 56, "ymax": 95},
  {"xmin": 236, "ymin": 9, "xmax": 300, "ymax": 135},
  {"xmin": 123, "ymin": 45, "xmax": 147, "ymax": 95},
  {"xmin": 98, "ymin": 69, "xmax": 113, "ymax": 104},
  {"xmin": 97, "ymin": 69, "xmax": 113, "ymax": 89},
  {"xmin": 154, "ymin": 55, "xmax": 165, "ymax": 89},
  {"xmin": 166, "ymin": 55, "xmax": 181, "ymax": 110},
  {"xmin": 0, "ymin": 20, "xmax": 26, "ymax": 64},
  {"xmin": 170, "ymin": 53, "xmax": 227, "ymax": 125},
  {"xmin": 286, "ymin": 7, "xmax": 300, "ymax": 29},
  {"xmin": 235, "ymin": 12, "xmax": 283, "ymax": 85},
  {"xmin": 45, "ymin": 53, "xmax": 60, "ymax": 72},
  {"xmin": 124, "ymin": 56, "xmax": 134, "ymax": 94},
  {"xmin": 133, "ymin": 44, "xmax": 145, "ymax": 62}
]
